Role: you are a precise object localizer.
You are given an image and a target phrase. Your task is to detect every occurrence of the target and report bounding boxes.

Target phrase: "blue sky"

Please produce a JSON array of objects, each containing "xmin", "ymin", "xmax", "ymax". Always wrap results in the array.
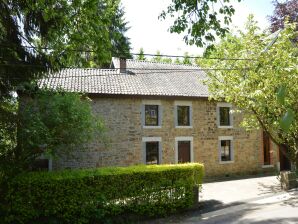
[{"xmin": 121, "ymin": 0, "xmax": 275, "ymax": 56}]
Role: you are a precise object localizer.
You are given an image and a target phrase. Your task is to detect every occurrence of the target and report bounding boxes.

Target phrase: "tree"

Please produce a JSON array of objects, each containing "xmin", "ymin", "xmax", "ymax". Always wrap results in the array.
[
  {"xmin": 162, "ymin": 57, "xmax": 173, "ymax": 63},
  {"xmin": 0, "ymin": 0, "xmax": 130, "ymax": 98},
  {"xmin": 200, "ymin": 16, "xmax": 298, "ymax": 167},
  {"xmin": 174, "ymin": 58, "xmax": 182, "ymax": 64},
  {"xmin": 1, "ymin": 90, "xmax": 104, "ymax": 173},
  {"xmin": 109, "ymin": 4, "xmax": 132, "ymax": 61},
  {"xmin": 269, "ymin": 0, "xmax": 298, "ymax": 34},
  {"xmin": 0, "ymin": 90, "xmax": 105, "ymax": 218},
  {"xmin": 159, "ymin": 0, "xmax": 241, "ymax": 50},
  {"xmin": 0, "ymin": 0, "xmax": 126, "ymax": 181},
  {"xmin": 183, "ymin": 52, "xmax": 192, "ymax": 65},
  {"xmin": 152, "ymin": 50, "xmax": 163, "ymax": 62},
  {"xmin": 137, "ymin": 48, "xmax": 146, "ymax": 60}
]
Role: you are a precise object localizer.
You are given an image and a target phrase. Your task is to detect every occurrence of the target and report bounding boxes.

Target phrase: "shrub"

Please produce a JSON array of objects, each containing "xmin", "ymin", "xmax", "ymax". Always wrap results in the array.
[{"xmin": 5, "ymin": 163, "xmax": 204, "ymax": 224}]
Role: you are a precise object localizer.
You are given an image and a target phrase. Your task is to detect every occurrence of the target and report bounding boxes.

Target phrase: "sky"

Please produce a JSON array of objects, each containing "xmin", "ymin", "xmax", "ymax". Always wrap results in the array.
[{"xmin": 121, "ymin": 0, "xmax": 275, "ymax": 56}]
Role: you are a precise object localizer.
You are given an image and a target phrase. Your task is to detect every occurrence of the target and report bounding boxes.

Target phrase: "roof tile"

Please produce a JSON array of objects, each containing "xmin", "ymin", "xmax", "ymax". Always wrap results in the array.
[{"xmin": 39, "ymin": 59, "xmax": 209, "ymax": 97}]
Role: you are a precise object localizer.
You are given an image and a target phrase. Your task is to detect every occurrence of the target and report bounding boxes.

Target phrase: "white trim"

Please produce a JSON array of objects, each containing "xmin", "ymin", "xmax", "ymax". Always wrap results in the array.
[
  {"xmin": 174, "ymin": 101, "xmax": 193, "ymax": 128},
  {"xmin": 175, "ymin": 136, "xmax": 194, "ymax": 163},
  {"xmin": 218, "ymin": 136, "xmax": 233, "ymax": 141},
  {"xmin": 175, "ymin": 126, "xmax": 193, "ymax": 129},
  {"xmin": 262, "ymin": 165, "xmax": 274, "ymax": 168},
  {"xmin": 141, "ymin": 100, "xmax": 162, "ymax": 128},
  {"xmin": 218, "ymin": 136, "xmax": 234, "ymax": 164},
  {"xmin": 174, "ymin": 101, "xmax": 192, "ymax": 106},
  {"xmin": 142, "ymin": 126, "xmax": 162, "ymax": 129},
  {"xmin": 142, "ymin": 137, "xmax": 162, "ymax": 164},
  {"xmin": 216, "ymin": 102, "xmax": 233, "ymax": 128},
  {"xmin": 220, "ymin": 161, "xmax": 234, "ymax": 164},
  {"xmin": 142, "ymin": 137, "xmax": 162, "ymax": 142}
]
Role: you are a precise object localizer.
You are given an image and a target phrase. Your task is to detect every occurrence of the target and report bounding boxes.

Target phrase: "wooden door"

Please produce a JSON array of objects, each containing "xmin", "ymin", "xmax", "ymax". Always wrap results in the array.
[{"xmin": 178, "ymin": 141, "xmax": 191, "ymax": 163}]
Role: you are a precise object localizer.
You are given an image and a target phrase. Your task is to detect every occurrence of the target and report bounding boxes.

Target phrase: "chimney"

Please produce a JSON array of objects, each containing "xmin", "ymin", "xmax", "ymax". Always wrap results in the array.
[{"xmin": 120, "ymin": 58, "xmax": 126, "ymax": 73}]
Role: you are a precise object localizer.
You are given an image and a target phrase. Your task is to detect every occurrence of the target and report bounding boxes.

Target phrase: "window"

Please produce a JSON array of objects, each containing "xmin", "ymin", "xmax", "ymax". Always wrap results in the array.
[
  {"xmin": 220, "ymin": 107, "xmax": 230, "ymax": 126},
  {"xmin": 175, "ymin": 101, "xmax": 192, "ymax": 128},
  {"xmin": 177, "ymin": 106, "xmax": 190, "ymax": 126},
  {"xmin": 142, "ymin": 137, "xmax": 162, "ymax": 164},
  {"xmin": 145, "ymin": 142, "xmax": 159, "ymax": 164},
  {"xmin": 221, "ymin": 140, "xmax": 231, "ymax": 161},
  {"xmin": 145, "ymin": 105, "xmax": 159, "ymax": 126},
  {"xmin": 218, "ymin": 136, "xmax": 234, "ymax": 163},
  {"xmin": 217, "ymin": 103, "xmax": 233, "ymax": 128},
  {"xmin": 142, "ymin": 100, "xmax": 162, "ymax": 128},
  {"xmin": 175, "ymin": 137, "xmax": 194, "ymax": 163}
]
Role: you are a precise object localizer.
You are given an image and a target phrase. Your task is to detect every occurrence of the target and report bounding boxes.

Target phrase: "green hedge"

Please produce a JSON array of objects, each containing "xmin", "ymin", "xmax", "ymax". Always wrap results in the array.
[{"xmin": 5, "ymin": 163, "xmax": 204, "ymax": 224}]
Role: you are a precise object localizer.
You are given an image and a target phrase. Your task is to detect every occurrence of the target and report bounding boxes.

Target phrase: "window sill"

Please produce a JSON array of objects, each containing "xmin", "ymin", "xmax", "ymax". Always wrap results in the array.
[
  {"xmin": 219, "ymin": 160, "xmax": 234, "ymax": 164},
  {"xmin": 218, "ymin": 125, "xmax": 233, "ymax": 129},
  {"xmin": 143, "ymin": 126, "xmax": 162, "ymax": 129},
  {"xmin": 175, "ymin": 126, "xmax": 193, "ymax": 129},
  {"xmin": 262, "ymin": 164, "xmax": 274, "ymax": 168}
]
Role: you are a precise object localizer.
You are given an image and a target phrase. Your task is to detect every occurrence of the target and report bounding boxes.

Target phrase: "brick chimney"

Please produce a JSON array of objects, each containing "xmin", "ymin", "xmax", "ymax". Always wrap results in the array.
[{"xmin": 119, "ymin": 58, "xmax": 126, "ymax": 73}]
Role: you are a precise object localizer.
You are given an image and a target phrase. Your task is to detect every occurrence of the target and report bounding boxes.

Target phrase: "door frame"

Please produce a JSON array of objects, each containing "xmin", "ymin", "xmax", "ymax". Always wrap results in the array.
[{"xmin": 175, "ymin": 136, "xmax": 194, "ymax": 163}]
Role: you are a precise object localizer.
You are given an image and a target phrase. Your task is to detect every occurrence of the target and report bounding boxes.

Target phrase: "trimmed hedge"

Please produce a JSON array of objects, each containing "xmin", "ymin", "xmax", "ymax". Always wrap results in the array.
[{"xmin": 5, "ymin": 163, "xmax": 204, "ymax": 224}]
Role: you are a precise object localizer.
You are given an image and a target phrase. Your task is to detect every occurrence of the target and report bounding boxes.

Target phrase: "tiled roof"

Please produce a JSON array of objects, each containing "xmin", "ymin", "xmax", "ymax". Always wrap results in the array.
[{"xmin": 38, "ymin": 58, "xmax": 209, "ymax": 97}]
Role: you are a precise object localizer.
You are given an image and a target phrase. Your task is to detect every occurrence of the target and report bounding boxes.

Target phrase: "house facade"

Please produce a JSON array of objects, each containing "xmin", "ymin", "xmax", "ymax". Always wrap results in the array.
[{"xmin": 39, "ymin": 58, "xmax": 280, "ymax": 176}]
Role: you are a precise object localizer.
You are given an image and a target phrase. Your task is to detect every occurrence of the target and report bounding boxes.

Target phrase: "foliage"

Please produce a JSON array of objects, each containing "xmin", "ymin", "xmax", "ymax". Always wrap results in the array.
[
  {"xmin": 152, "ymin": 50, "xmax": 163, "ymax": 62},
  {"xmin": 159, "ymin": 0, "xmax": 241, "ymax": 50},
  {"xmin": 136, "ymin": 48, "xmax": 146, "ymax": 60},
  {"xmin": 269, "ymin": 0, "xmax": 298, "ymax": 36},
  {"xmin": 109, "ymin": 4, "xmax": 132, "ymax": 61},
  {"xmin": 4, "ymin": 163, "xmax": 204, "ymax": 224},
  {"xmin": 0, "ymin": 0, "xmax": 130, "ymax": 168},
  {"xmin": 175, "ymin": 57, "xmax": 182, "ymax": 64},
  {"xmin": 182, "ymin": 52, "xmax": 192, "ymax": 65},
  {"xmin": 0, "ymin": 0, "xmax": 124, "ymax": 177},
  {"xmin": 1, "ymin": 90, "xmax": 105, "ymax": 178},
  {"xmin": 198, "ymin": 16, "xmax": 298, "ymax": 162},
  {"xmin": 162, "ymin": 57, "xmax": 173, "ymax": 63}
]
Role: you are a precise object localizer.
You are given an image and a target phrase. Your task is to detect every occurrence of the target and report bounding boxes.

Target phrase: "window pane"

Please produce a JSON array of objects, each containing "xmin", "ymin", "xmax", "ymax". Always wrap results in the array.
[
  {"xmin": 145, "ymin": 105, "xmax": 159, "ymax": 126},
  {"xmin": 146, "ymin": 142, "xmax": 159, "ymax": 164},
  {"xmin": 177, "ymin": 106, "xmax": 190, "ymax": 126},
  {"xmin": 221, "ymin": 140, "xmax": 231, "ymax": 161},
  {"xmin": 220, "ymin": 107, "xmax": 230, "ymax": 126}
]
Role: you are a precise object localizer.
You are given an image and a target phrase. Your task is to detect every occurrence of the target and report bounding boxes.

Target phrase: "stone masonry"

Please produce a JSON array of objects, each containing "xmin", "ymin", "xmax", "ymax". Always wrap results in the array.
[{"xmin": 53, "ymin": 96, "xmax": 278, "ymax": 177}]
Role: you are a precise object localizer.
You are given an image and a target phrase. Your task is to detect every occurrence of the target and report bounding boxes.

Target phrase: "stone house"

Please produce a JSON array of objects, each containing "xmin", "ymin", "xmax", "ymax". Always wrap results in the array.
[{"xmin": 38, "ymin": 57, "xmax": 284, "ymax": 176}]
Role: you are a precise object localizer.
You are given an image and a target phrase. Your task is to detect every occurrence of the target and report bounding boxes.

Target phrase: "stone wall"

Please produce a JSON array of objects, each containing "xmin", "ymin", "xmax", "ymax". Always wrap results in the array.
[{"xmin": 53, "ymin": 96, "xmax": 278, "ymax": 176}]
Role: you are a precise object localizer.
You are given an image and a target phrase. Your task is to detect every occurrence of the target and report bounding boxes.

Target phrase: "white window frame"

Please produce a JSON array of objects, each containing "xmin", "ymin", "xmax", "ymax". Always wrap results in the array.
[
  {"xmin": 216, "ymin": 102, "xmax": 233, "ymax": 128},
  {"xmin": 142, "ymin": 137, "xmax": 162, "ymax": 164},
  {"xmin": 175, "ymin": 136, "xmax": 194, "ymax": 163},
  {"xmin": 141, "ymin": 100, "xmax": 162, "ymax": 128},
  {"xmin": 174, "ymin": 101, "xmax": 193, "ymax": 128},
  {"xmin": 218, "ymin": 136, "xmax": 234, "ymax": 164}
]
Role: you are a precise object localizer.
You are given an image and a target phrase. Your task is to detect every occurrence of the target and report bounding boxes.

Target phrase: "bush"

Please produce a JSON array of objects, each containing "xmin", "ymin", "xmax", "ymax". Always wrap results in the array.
[{"xmin": 5, "ymin": 163, "xmax": 203, "ymax": 224}]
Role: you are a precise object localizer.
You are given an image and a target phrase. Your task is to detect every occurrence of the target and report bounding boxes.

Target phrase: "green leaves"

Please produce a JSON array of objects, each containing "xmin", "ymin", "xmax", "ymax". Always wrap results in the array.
[
  {"xmin": 277, "ymin": 85, "xmax": 287, "ymax": 105},
  {"xmin": 200, "ymin": 16, "xmax": 298, "ymax": 160},
  {"xmin": 6, "ymin": 164, "xmax": 204, "ymax": 223},
  {"xmin": 160, "ymin": 0, "xmax": 241, "ymax": 48},
  {"xmin": 18, "ymin": 90, "xmax": 105, "ymax": 162},
  {"xmin": 280, "ymin": 109, "xmax": 295, "ymax": 132}
]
